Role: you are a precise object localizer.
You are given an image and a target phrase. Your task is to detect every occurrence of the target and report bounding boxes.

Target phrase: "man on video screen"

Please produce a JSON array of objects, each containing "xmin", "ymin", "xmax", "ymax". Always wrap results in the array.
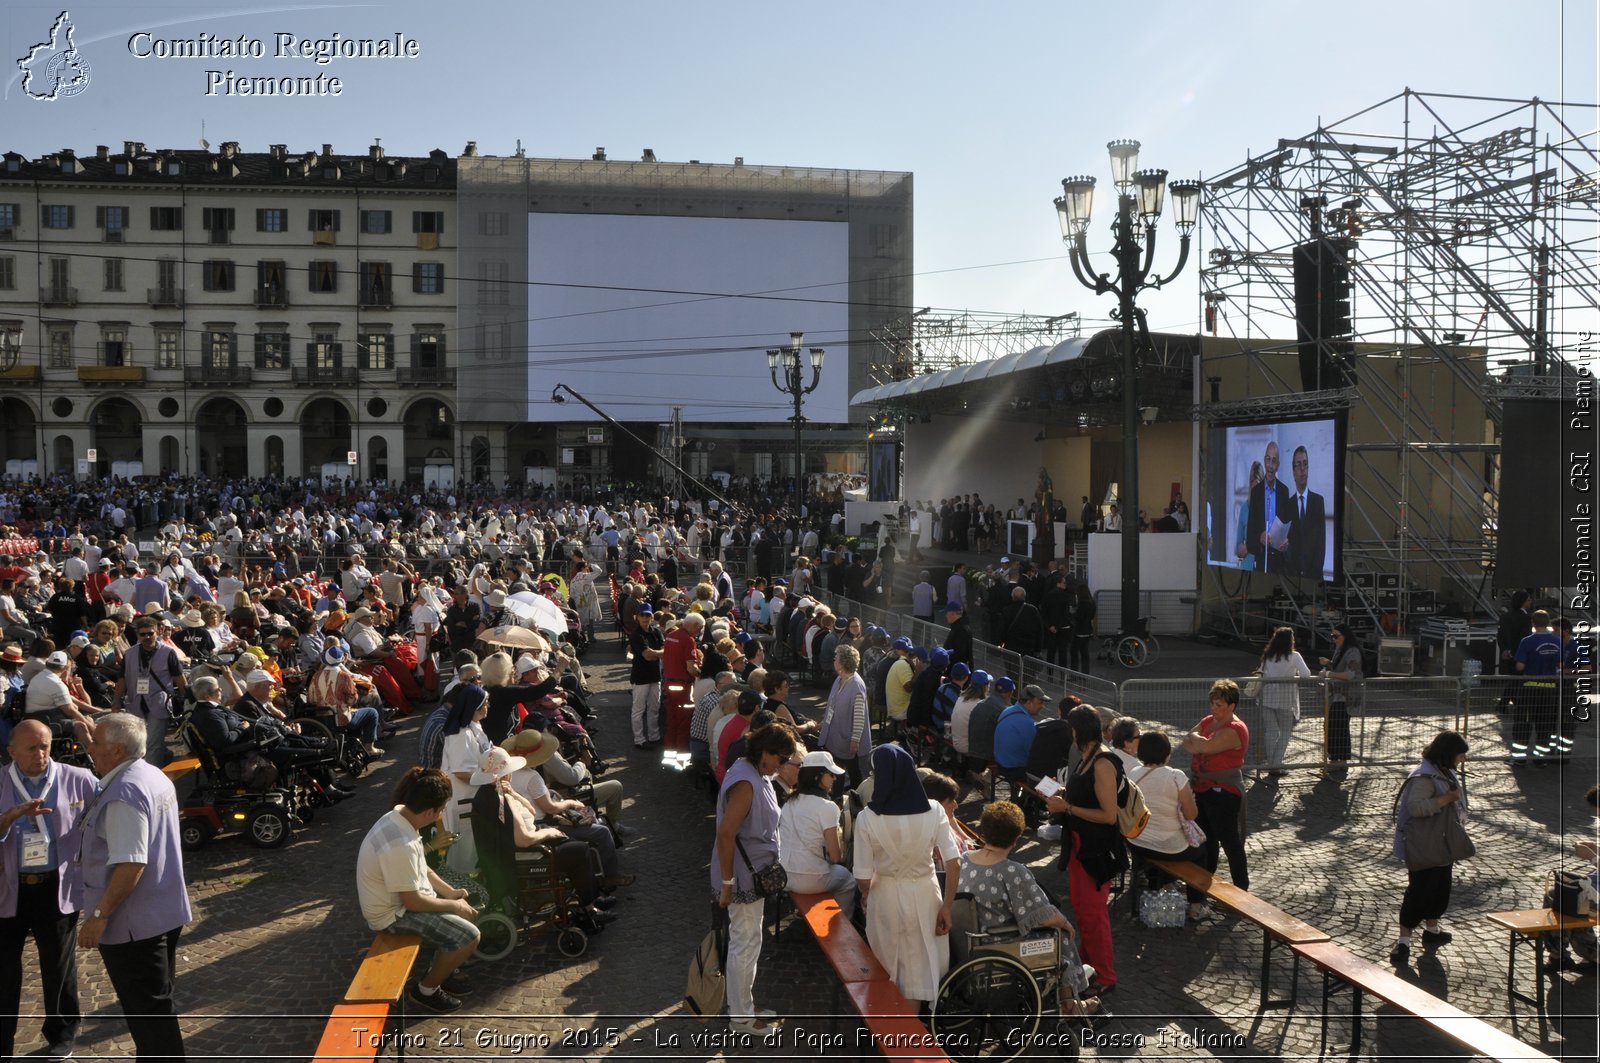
[
  {"xmin": 1246, "ymin": 441, "xmax": 1293, "ymax": 573},
  {"xmin": 1286, "ymin": 446, "xmax": 1326, "ymax": 579}
]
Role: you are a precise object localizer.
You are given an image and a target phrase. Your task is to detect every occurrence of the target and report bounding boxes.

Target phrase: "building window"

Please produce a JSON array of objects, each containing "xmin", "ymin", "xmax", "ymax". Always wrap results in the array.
[
  {"xmin": 104, "ymin": 258, "xmax": 124, "ymax": 292},
  {"xmin": 256, "ymin": 208, "xmax": 287, "ymax": 232},
  {"xmin": 412, "ymin": 331, "xmax": 444, "ymax": 368},
  {"xmin": 478, "ymin": 211, "xmax": 508, "ymax": 236},
  {"xmin": 363, "ymin": 332, "xmax": 392, "ymax": 370},
  {"xmin": 202, "ymin": 207, "xmax": 235, "ymax": 243},
  {"xmin": 206, "ymin": 329, "xmax": 236, "ymax": 368},
  {"xmin": 202, "ymin": 260, "xmax": 235, "ymax": 292},
  {"xmin": 255, "ymin": 331, "xmax": 289, "ymax": 370},
  {"xmin": 149, "ymin": 206, "xmax": 183, "ymax": 231},
  {"xmin": 41, "ymin": 205, "xmax": 74, "ymax": 229},
  {"xmin": 97, "ymin": 206, "xmax": 129, "ymax": 241},
  {"xmin": 360, "ymin": 210, "xmax": 392, "ymax": 234},
  {"xmin": 359, "ymin": 261, "xmax": 392, "ymax": 306},
  {"xmin": 309, "ymin": 260, "xmax": 339, "ymax": 293},
  {"xmin": 155, "ymin": 328, "xmax": 181, "ymax": 368},
  {"xmin": 101, "ymin": 327, "xmax": 128, "ymax": 367},
  {"xmin": 412, "ymin": 211, "xmax": 445, "ymax": 234},
  {"xmin": 311, "ymin": 330, "xmax": 341, "ymax": 369},
  {"xmin": 0, "ymin": 257, "xmax": 13, "ymax": 291},
  {"xmin": 47, "ymin": 258, "xmax": 71, "ymax": 301},
  {"xmin": 413, "ymin": 262, "xmax": 444, "ymax": 294},
  {"xmin": 308, "ymin": 209, "xmax": 341, "ymax": 232},
  {"xmin": 255, "ymin": 260, "xmax": 287, "ymax": 305},
  {"xmin": 48, "ymin": 327, "xmax": 73, "ymax": 368},
  {"xmin": 0, "ymin": 203, "xmax": 17, "ymax": 237},
  {"xmin": 480, "ymin": 323, "xmax": 504, "ymax": 361},
  {"xmin": 478, "ymin": 260, "xmax": 508, "ymax": 305}
]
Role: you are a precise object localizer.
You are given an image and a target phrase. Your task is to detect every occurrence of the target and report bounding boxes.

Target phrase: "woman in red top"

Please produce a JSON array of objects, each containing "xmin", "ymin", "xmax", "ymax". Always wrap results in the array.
[{"xmin": 1183, "ymin": 679, "xmax": 1250, "ymax": 907}]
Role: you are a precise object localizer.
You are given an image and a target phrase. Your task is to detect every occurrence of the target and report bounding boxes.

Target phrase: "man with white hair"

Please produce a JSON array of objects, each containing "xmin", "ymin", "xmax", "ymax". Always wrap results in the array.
[
  {"xmin": 0, "ymin": 718, "xmax": 99, "ymax": 1063},
  {"xmin": 76, "ymin": 712, "xmax": 192, "ymax": 1060}
]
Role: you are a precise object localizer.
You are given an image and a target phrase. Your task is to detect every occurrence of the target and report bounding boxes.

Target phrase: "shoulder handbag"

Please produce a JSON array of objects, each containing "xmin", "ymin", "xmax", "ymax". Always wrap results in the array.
[
  {"xmin": 1545, "ymin": 870, "xmax": 1594, "ymax": 917},
  {"xmin": 735, "ymin": 836, "xmax": 788, "ymax": 897},
  {"xmin": 684, "ymin": 904, "xmax": 729, "ymax": 1021},
  {"xmin": 1397, "ymin": 778, "xmax": 1475, "ymax": 871},
  {"xmin": 1242, "ymin": 672, "xmax": 1263, "ymax": 700}
]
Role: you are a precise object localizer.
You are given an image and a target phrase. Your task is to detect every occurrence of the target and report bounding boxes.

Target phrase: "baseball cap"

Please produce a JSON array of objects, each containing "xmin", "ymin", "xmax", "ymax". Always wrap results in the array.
[
  {"xmin": 734, "ymin": 631, "xmax": 754, "ymax": 645},
  {"xmin": 1021, "ymin": 684, "xmax": 1047, "ymax": 701},
  {"xmin": 98, "ymin": 558, "xmax": 112, "ymax": 568},
  {"xmin": 910, "ymin": 647, "xmax": 930, "ymax": 662},
  {"xmin": 995, "ymin": 677, "xmax": 1017, "ymax": 694},
  {"xmin": 930, "ymin": 647, "xmax": 950, "ymax": 666},
  {"xmin": 1000, "ymin": 556, "xmax": 1011, "ymax": 564},
  {"xmin": 70, "ymin": 635, "xmax": 91, "ymax": 650},
  {"xmin": 513, "ymin": 653, "xmax": 541, "ymax": 675},
  {"xmin": 245, "ymin": 670, "xmax": 277, "ymax": 686},
  {"xmin": 636, "ymin": 603, "xmax": 653, "ymax": 615},
  {"xmin": 800, "ymin": 750, "xmax": 847, "ymax": 775},
  {"xmin": 970, "ymin": 669, "xmax": 993, "ymax": 687},
  {"xmin": 322, "ymin": 645, "xmax": 346, "ymax": 666},
  {"xmin": 737, "ymin": 689, "xmax": 763, "ymax": 713},
  {"xmin": 892, "ymin": 636, "xmax": 914, "ymax": 652},
  {"xmin": 45, "ymin": 651, "xmax": 70, "ymax": 668},
  {"xmin": 944, "ymin": 601, "xmax": 964, "ymax": 613},
  {"xmin": 949, "ymin": 662, "xmax": 972, "ymax": 681}
]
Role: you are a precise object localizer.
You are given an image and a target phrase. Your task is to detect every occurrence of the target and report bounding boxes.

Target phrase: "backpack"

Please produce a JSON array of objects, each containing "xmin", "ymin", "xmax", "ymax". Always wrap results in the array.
[
  {"xmin": 684, "ymin": 905, "xmax": 729, "ymax": 1022},
  {"xmin": 1107, "ymin": 753, "xmax": 1151, "ymax": 839},
  {"xmin": 867, "ymin": 652, "xmax": 895, "ymax": 709}
]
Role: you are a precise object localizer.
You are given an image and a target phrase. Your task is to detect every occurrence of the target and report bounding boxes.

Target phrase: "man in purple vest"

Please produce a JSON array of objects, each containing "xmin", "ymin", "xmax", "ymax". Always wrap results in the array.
[
  {"xmin": 1, "ymin": 719, "xmax": 99, "ymax": 1062},
  {"xmin": 112, "ymin": 617, "xmax": 188, "ymax": 768},
  {"xmin": 76, "ymin": 713, "xmax": 192, "ymax": 1060}
]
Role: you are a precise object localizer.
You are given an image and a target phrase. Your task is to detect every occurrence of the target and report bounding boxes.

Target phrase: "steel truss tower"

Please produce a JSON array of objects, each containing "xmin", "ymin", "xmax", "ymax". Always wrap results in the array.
[{"xmin": 1197, "ymin": 89, "xmax": 1597, "ymax": 625}]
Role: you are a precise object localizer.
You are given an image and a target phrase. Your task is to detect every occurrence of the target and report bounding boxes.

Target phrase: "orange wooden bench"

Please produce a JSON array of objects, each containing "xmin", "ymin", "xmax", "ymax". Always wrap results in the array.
[
  {"xmin": 1150, "ymin": 858, "xmax": 1329, "ymax": 1011},
  {"xmin": 1486, "ymin": 907, "xmax": 1600, "ymax": 1015},
  {"xmin": 310, "ymin": 1003, "xmax": 391, "ymax": 1063},
  {"xmin": 162, "ymin": 756, "xmax": 201, "ymax": 782},
  {"xmin": 791, "ymin": 892, "xmax": 949, "ymax": 1062},
  {"xmin": 1293, "ymin": 939, "xmax": 1555, "ymax": 1061},
  {"xmin": 310, "ymin": 933, "xmax": 423, "ymax": 1063}
]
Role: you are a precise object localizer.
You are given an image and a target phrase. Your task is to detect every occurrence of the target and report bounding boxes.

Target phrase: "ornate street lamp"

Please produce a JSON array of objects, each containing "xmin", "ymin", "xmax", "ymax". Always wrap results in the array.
[
  {"xmin": 768, "ymin": 332, "xmax": 825, "ymax": 548},
  {"xmin": 1055, "ymin": 141, "xmax": 1200, "ymax": 636}
]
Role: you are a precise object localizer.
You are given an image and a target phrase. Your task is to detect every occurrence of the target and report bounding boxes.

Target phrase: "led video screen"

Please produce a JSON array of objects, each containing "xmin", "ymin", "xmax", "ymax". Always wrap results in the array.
[
  {"xmin": 525, "ymin": 213, "xmax": 850, "ymax": 423},
  {"xmin": 1204, "ymin": 414, "xmax": 1345, "ymax": 582}
]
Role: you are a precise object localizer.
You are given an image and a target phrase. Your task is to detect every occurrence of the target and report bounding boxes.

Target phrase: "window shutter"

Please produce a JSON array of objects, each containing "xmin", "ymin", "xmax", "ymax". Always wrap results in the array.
[
  {"xmin": 95, "ymin": 206, "xmax": 105, "ymax": 228},
  {"xmin": 150, "ymin": 206, "xmax": 161, "ymax": 229}
]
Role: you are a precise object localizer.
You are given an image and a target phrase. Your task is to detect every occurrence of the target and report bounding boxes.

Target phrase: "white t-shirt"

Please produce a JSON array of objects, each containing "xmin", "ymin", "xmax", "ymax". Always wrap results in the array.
[
  {"xmin": 24, "ymin": 670, "xmax": 72, "ymax": 715},
  {"xmin": 1260, "ymin": 652, "xmax": 1313, "ymax": 714},
  {"xmin": 510, "ymin": 767, "xmax": 550, "ymax": 822},
  {"xmin": 356, "ymin": 807, "xmax": 434, "ymax": 931},
  {"xmin": 778, "ymin": 792, "xmax": 841, "ymax": 879},
  {"xmin": 1128, "ymin": 763, "xmax": 1192, "ymax": 856}
]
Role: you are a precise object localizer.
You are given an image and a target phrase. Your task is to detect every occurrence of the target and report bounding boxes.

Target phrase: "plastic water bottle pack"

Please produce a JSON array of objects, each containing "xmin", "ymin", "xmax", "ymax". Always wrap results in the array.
[{"xmin": 1138, "ymin": 883, "xmax": 1188, "ymax": 928}]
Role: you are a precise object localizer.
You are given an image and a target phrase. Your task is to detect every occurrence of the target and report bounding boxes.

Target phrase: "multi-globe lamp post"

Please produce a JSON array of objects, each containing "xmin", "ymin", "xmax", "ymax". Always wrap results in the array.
[
  {"xmin": 768, "ymin": 332, "xmax": 825, "ymax": 548},
  {"xmin": 1055, "ymin": 141, "xmax": 1201, "ymax": 636}
]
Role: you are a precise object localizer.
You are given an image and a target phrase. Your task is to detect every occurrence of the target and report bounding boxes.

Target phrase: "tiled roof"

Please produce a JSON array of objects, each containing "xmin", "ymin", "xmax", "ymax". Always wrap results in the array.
[{"xmin": 0, "ymin": 142, "xmax": 457, "ymax": 188}]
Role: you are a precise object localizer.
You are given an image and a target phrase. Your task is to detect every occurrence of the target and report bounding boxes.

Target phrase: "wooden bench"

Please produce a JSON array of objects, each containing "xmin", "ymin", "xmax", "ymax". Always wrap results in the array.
[
  {"xmin": 1486, "ymin": 907, "xmax": 1600, "ymax": 1015},
  {"xmin": 791, "ymin": 892, "xmax": 948, "ymax": 1062},
  {"xmin": 308, "ymin": 933, "xmax": 423, "ymax": 1063},
  {"xmin": 1292, "ymin": 939, "xmax": 1555, "ymax": 1061},
  {"xmin": 162, "ymin": 756, "xmax": 201, "ymax": 782},
  {"xmin": 310, "ymin": 1003, "xmax": 391, "ymax": 1063},
  {"xmin": 1148, "ymin": 858, "xmax": 1329, "ymax": 1010}
]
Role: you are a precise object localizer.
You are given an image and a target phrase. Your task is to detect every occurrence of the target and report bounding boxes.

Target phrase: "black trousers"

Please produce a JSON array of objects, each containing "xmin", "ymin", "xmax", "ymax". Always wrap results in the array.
[
  {"xmin": 0, "ymin": 874, "xmax": 80, "ymax": 1058},
  {"xmin": 1194, "ymin": 788, "xmax": 1249, "ymax": 890},
  {"xmin": 1399, "ymin": 863, "xmax": 1453, "ymax": 930},
  {"xmin": 99, "ymin": 926, "xmax": 185, "ymax": 1061},
  {"xmin": 1327, "ymin": 700, "xmax": 1353, "ymax": 763},
  {"xmin": 1070, "ymin": 634, "xmax": 1094, "ymax": 674}
]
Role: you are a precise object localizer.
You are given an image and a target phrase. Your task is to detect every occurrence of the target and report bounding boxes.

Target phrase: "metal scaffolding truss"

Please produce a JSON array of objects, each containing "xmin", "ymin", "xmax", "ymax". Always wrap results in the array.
[
  {"xmin": 867, "ymin": 309, "xmax": 1082, "ymax": 385},
  {"xmin": 1198, "ymin": 89, "xmax": 1598, "ymax": 619}
]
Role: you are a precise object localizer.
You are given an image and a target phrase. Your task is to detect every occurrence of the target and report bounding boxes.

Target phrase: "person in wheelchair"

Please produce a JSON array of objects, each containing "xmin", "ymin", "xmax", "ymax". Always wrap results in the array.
[
  {"xmin": 192, "ymin": 674, "xmax": 351, "ymax": 799},
  {"xmin": 467, "ymin": 748, "xmax": 616, "ymax": 934},
  {"xmin": 499, "ymin": 729, "xmax": 633, "ymax": 891},
  {"xmin": 960, "ymin": 801, "xmax": 1102, "ymax": 1021}
]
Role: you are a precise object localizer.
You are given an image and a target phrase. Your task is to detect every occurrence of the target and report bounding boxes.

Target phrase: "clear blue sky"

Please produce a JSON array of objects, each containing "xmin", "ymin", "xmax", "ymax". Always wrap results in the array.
[{"xmin": 3, "ymin": 0, "xmax": 1595, "ymax": 338}]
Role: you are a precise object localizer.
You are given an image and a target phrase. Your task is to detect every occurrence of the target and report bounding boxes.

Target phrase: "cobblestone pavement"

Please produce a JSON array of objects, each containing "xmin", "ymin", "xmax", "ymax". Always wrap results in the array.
[{"xmin": 10, "ymin": 626, "xmax": 1595, "ymax": 1061}]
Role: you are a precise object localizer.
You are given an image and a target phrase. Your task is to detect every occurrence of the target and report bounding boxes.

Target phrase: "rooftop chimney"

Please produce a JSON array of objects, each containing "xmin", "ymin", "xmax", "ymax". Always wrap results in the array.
[
  {"xmin": 592, "ymin": 147, "xmax": 606, "ymax": 161},
  {"xmin": 321, "ymin": 143, "xmax": 333, "ymax": 158},
  {"xmin": 221, "ymin": 141, "xmax": 239, "ymax": 158},
  {"xmin": 269, "ymin": 144, "xmax": 287, "ymax": 160},
  {"xmin": 462, "ymin": 141, "xmax": 478, "ymax": 157},
  {"xmin": 642, "ymin": 148, "xmax": 656, "ymax": 162},
  {"xmin": 95, "ymin": 145, "xmax": 109, "ymax": 160},
  {"xmin": 124, "ymin": 141, "xmax": 145, "ymax": 157},
  {"xmin": 369, "ymin": 143, "xmax": 384, "ymax": 160}
]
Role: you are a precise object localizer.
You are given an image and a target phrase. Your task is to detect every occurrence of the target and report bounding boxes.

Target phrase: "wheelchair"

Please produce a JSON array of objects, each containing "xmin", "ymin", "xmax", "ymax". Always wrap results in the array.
[
  {"xmin": 468, "ymin": 795, "xmax": 600, "ymax": 962},
  {"xmin": 1097, "ymin": 615, "xmax": 1161, "ymax": 669},
  {"xmin": 930, "ymin": 894, "xmax": 1092, "ymax": 1061},
  {"xmin": 174, "ymin": 720, "xmax": 306, "ymax": 850}
]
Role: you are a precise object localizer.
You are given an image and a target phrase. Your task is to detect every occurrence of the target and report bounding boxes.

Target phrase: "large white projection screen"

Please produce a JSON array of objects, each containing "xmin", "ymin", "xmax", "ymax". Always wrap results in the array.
[{"xmin": 526, "ymin": 214, "xmax": 851, "ymax": 423}]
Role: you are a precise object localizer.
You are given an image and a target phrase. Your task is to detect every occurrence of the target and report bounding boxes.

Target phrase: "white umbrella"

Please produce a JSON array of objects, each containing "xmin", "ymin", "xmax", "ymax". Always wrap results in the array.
[
  {"xmin": 507, "ymin": 591, "xmax": 568, "ymax": 633},
  {"xmin": 479, "ymin": 624, "xmax": 551, "ymax": 652}
]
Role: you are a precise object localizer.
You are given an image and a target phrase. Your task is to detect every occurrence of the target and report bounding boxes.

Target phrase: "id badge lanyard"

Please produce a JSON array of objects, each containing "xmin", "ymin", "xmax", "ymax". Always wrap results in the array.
[{"xmin": 8, "ymin": 761, "xmax": 57, "ymax": 869}]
